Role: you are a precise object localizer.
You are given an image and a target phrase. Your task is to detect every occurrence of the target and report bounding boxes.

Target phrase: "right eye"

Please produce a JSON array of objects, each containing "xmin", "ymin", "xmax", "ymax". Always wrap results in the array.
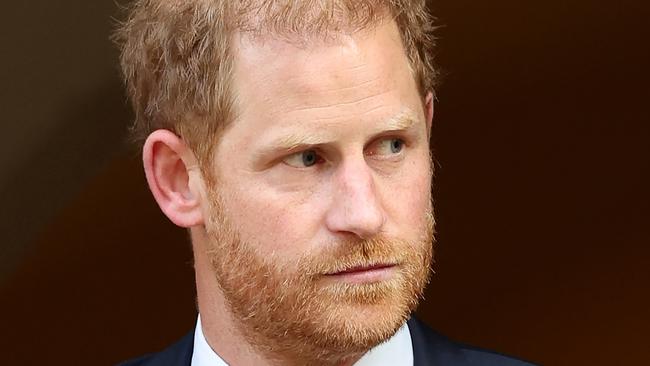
[{"xmin": 282, "ymin": 149, "xmax": 322, "ymax": 168}]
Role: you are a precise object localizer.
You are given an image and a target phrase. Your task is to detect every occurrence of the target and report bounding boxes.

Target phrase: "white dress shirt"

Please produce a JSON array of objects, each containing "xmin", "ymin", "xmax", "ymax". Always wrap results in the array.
[{"xmin": 191, "ymin": 315, "xmax": 414, "ymax": 366}]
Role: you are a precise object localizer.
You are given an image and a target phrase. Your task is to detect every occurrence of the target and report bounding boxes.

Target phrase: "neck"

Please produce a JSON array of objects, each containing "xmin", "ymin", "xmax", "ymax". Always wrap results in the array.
[{"xmin": 191, "ymin": 228, "xmax": 366, "ymax": 366}]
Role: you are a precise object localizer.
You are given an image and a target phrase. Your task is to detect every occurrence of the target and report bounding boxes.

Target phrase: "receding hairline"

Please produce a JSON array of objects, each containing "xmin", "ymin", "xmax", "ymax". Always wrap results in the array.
[
  {"xmin": 231, "ymin": 0, "xmax": 393, "ymax": 38},
  {"xmin": 114, "ymin": 0, "xmax": 437, "ymax": 166},
  {"xmin": 201, "ymin": 17, "xmax": 415, "ymax": 167}
]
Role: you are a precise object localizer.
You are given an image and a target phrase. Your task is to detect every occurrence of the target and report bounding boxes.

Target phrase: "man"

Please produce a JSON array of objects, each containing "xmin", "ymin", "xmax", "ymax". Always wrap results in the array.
[{"xmin": 115, "ymin": 0, "xmax": 535, "ymax": 365}]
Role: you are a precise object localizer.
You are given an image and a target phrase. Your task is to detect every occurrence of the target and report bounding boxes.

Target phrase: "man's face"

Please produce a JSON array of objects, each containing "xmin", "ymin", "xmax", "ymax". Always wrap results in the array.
[{"xmin": 201, "ymin": 20, "xmax": 434, "ymax": 359}]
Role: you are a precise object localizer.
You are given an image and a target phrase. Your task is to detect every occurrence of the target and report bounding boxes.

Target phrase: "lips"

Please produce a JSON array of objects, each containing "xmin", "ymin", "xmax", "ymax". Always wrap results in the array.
[{"xmin": 327, "ymin": 263, "xmax": 396, "ymax": 275}]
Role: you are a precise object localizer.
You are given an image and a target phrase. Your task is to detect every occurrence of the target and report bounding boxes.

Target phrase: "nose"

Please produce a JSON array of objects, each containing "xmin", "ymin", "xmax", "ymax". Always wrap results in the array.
[{"xmin": 324, "ymin": 158, "xmax": 385, "ymax": 239}]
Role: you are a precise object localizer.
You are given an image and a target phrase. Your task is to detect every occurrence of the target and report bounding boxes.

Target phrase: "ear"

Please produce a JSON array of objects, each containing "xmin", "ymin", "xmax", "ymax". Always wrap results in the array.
[
  {"xmin": 142, "ymin": 129, "xmax": 205, "ymax": 228},
  {"xmin": 424, "ymin": 92, "xmax": 434, "ymax": 139}
]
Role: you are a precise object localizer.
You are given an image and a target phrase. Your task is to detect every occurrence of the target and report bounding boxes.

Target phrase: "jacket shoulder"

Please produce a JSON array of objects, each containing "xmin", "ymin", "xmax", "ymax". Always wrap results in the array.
[
  {"xmin": 116, "ymin": 331, "xmax": 194, "ymax": 366},
  {"xmin": 407, "ymin": 318, "xmax": 537, "ymax": 366}
]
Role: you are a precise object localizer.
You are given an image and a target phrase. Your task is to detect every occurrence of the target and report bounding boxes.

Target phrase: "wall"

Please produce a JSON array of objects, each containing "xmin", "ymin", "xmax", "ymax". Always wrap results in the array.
[{"xmin": 1, "ymin": 0, "xmax": 648, "ymax": 364}]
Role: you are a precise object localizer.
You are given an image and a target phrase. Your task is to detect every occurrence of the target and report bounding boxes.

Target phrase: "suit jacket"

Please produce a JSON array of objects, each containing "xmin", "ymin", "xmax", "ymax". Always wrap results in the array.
[{"xmin": 119, "ymin": 317, "xmax": 536, "ymax": 366}]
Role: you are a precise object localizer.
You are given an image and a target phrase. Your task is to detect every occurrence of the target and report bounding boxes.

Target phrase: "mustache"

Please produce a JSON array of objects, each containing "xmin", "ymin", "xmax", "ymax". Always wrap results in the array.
[{"xmin": 303, "ymin": 236, "xmax": 410, "ymax": 276}]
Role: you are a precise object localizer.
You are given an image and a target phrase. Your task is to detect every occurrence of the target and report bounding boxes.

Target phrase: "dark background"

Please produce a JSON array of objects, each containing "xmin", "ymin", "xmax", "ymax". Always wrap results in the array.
[{"xmin": 1, "ymin": 0, "xmax": 648, "ymax": 365}]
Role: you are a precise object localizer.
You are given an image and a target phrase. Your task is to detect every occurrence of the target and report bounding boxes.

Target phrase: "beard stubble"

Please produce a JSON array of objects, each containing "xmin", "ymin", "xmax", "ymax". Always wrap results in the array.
[{"xmin": 204, "ymin": 186, "xmax": 434, "ymax": 363}]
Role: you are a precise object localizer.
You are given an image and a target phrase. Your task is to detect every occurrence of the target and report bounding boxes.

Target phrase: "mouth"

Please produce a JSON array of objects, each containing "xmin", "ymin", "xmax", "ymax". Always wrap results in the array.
[
  {"xmin": 323, "ymin": 263, "xmax": 398, "ymax": 284},
  {"xmin": 329, "ymin": 263, "xmax": 395, "ymax": 274}
]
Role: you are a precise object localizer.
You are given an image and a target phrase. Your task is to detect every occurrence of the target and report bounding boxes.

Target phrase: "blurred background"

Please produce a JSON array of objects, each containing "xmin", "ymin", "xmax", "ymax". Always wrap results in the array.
[{"xmin": 1, "ymin": 0, "xmax": 648, "ymax": 364}]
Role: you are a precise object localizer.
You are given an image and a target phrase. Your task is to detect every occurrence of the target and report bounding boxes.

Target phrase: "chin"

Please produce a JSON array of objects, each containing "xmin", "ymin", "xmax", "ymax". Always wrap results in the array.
[{"xmin": 305, "ymin": 288, "xmax": 415, "ymax": 354}]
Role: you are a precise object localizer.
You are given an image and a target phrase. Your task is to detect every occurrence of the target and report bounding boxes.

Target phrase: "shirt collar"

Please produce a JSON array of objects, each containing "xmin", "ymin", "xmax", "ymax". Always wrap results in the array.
[
  {"xmin": 191, "ymin": 315, "xmax": 413, "ymax": 366},
  {"xmin": 191, "ymin": 315, "xmax": 228, "ymax": 366}
]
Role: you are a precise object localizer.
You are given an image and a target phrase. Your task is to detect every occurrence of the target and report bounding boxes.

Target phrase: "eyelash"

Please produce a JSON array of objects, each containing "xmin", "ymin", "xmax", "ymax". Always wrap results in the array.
[
  {"xmin": 368, "ymin": 137, "xmax": 408, "ymax": 158},
  {"xmin": 282, "ymin": 136, "xmax": 409, "ymax": 169}
]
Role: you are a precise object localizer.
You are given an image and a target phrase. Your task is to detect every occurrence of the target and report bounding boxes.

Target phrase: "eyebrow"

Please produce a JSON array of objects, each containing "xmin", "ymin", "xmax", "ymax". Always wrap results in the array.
[
  {"xmin": 256, "ymin": 111, "xmax": 419, "ymax": 158},
  {"xmin": 271, "ymin": 131, "xmax": 332, "ymax": 152},
  {"xmin": 383, "ymin": 111, "xmax": 417, "ymax": 131}
]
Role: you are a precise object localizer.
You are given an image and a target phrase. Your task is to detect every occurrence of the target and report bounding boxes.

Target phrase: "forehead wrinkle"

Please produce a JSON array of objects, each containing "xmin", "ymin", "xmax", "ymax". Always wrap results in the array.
[
  {"xmin": 277, "ymin": 60, "xmax": 378, "ymax": 100},
  {"xmin": 288, "ymin": 76, "xmax": 380, "ymax": 99},
  {"xmin": 286, "ymin": 89, "xmax": 392, "ymax": 113}
]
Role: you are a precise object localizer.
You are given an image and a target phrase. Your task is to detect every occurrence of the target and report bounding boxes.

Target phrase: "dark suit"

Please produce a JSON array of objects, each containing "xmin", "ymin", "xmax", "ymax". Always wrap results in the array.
[{"xmin": 119, "ymin": 317, "xmax": 536, "ymax": 366}]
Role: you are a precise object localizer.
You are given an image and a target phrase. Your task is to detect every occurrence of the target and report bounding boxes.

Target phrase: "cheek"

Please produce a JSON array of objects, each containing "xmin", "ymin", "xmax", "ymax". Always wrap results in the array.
[
  {"xmin": 380, "ymin": 159, "xmax": 432, "ymax": 231},
  {"xmin": 225, "ymin": 183, "xmax": 324, "ymax": 255}
]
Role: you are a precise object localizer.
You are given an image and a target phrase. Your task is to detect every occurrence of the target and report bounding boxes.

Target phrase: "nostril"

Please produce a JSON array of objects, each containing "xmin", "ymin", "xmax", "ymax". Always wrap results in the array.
[{"xmin": 325, "ymin": 202, "xmax": 385, "ymax": 239}]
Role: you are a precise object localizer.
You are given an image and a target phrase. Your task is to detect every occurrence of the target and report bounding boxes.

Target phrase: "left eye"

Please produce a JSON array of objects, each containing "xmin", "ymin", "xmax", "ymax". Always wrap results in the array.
[
  {"xmin": 282, "ymin": 149, "xmax": 322, "ymax": 168},
  {"xmin": 375, "ymin": 138, "xmax": 405, "ymax": 155}
]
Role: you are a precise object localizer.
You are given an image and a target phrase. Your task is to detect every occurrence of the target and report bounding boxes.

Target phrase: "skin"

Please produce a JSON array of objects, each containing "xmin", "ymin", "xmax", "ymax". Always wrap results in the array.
[{"xmin": 142, "ymin": 19, "xmax": 434, "ymax": 366}]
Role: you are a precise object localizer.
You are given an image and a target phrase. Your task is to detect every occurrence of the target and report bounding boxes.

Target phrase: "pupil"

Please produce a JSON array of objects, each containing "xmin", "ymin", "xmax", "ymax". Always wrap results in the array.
[
  {"xmin": 391, "ymin": 139, "xmax": 403, "ymax": 153},
  {"xmin": 303, "ymin": 151, "xmax": 316, "ymax": 166}
]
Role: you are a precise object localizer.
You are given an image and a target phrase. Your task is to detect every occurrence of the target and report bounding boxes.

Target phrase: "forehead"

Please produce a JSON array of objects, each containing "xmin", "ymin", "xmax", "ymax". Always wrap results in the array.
[
  {"xmin": 215, "ymin": 19, "xmax": 423, "ymax": 162},
  {"xmin": 232, "ymin": 20, "xmax": 418, "ymax": 109}
]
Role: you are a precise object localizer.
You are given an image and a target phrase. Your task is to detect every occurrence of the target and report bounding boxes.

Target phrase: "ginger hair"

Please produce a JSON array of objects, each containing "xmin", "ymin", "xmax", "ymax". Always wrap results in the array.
[{"xmin": 114, "ymin": 0, "xmax": 437, "ymax": 166}]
